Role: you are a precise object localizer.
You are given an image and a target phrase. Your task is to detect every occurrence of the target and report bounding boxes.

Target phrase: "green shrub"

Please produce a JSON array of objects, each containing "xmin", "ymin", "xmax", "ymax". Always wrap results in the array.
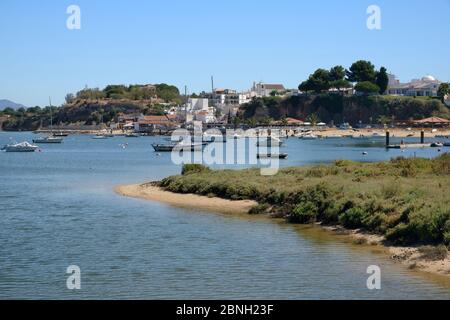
[
  {"xmin": 339, "ymin": 207, "xmax": 365, "ymax": 229},
  {"xmin": 386, "ymin": 208, "xmax": 450, "ymax": 245},
  {"xmin": 249, "ymin": 203, "xmax": 270, "ymax": 215},
  {"xmin": 290, "ymin": 201, "xmax": 318, "ymax": 223},
  {"xmin": 181, "ymin": 164, "xmax": 210, "ymax": 175}
]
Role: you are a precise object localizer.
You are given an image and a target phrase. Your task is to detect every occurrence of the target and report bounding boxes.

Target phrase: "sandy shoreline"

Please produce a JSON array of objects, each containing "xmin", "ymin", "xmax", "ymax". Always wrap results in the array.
[
  {"xmin": 116, "ymin": 183, "xmax": 449, "ymax": 279},
  {"xmin": 115, "ymin": 183, "xmax": 257, "ymax": 215}
]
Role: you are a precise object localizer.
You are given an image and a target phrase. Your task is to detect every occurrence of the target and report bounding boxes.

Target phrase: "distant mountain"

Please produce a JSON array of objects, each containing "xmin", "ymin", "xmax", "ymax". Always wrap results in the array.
[{"xmin": 0, "ymin": 99, "xmax": 27, "ymax": 110}]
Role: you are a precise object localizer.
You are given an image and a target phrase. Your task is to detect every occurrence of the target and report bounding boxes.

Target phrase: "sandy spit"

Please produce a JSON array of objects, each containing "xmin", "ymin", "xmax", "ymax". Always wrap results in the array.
[{"xmin": 115, "ymin": 183, "xmax": 257, "ymax": 215}]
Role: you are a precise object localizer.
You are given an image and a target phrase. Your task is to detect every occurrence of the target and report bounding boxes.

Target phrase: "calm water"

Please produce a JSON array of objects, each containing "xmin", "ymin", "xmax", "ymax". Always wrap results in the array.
[{"xmin": 0, "ymin": 132, "xmax": 449, "ymax": 300}]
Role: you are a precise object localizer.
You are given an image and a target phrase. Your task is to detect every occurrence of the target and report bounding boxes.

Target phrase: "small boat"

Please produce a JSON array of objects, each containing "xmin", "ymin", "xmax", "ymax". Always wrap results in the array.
[
  {"xmin": 53, "ymin": 132, "xmax": 69, "ymax": 137},
  {"xmin": 125, "ymin": 133, "xmax": 140, "ymax": 138},
  {"xmin": 257, "ymin": 153, "xmax": 288, "ymax": 159},
  {"xmin": 300, "ymin": 134, "xmax": 318, "ymax": 140},
  {"xmin": 1, "ymin": 141, "xmax": 39, "ymax": 152},
  {"xmin": 152, "ymin": 142, "xmax": 206, "ymax": 152},
  {"xmin": 152, "ymin": 143, "xmax": 175, "ymax": 152},
  {"xmin": 93, "ymin": 135, "xmax": 108, "ymax": 140},
  {"xmin": 431, "ymin": 142, "xmax": 444, "ymax": 148},
  {"xmin": 443, "ymin": 142, "xmax": 450, "ymax": 147},
  {"xmin": 33, "ymin": 136, "xmax": 63, "ymax": 144}
]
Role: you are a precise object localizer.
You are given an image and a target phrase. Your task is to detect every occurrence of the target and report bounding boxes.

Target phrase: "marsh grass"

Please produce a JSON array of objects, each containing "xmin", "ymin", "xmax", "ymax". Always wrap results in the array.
[{"xmin": 160, "ymin": 154, "xmax": 450, "ymax": 246}]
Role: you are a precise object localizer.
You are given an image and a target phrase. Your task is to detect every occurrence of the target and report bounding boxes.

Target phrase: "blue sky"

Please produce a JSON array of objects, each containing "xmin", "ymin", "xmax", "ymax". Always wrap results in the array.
[{"xmin": 1, "ymin": 0, "xmax": 449, "ymax": 107}]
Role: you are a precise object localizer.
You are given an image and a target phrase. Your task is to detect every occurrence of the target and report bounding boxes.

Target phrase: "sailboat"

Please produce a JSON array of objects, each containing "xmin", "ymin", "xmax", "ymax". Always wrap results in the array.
[{"xmin": 33, "ymin": 98, "xmax": 64, "ymax": 144}]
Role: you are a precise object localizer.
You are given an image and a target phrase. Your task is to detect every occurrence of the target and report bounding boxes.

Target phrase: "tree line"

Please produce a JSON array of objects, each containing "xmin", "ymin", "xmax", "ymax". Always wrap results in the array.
[
  {"xmin": 65, "ymin": 83, "xmax": 181, "ymax": 104},
  {"xmin": 298, "ymin": 60, "xmax": 389, "ymax": 95}
]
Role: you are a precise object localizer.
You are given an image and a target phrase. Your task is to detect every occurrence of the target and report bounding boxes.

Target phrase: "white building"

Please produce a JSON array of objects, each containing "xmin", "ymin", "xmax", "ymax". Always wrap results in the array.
[
  {"xmin": 387, "ymin": 75, "xmax": 441, "ymax": 97},
  {"xmin": 195, "ymin": 110, "xmax": 216, "ymax": 123},
  {"xmin": 187, "ymin": 98, "xmax": 209, "ymax": 112}
]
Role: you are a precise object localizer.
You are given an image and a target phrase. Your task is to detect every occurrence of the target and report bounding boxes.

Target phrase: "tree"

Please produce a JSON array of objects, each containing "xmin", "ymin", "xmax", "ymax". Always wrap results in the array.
[
  {"xmin": 329, "ymin": 65, "xmax": 346, "ymax": 81},
  {"xmin": 346, "ymin": 60, "xmax": 376, "ymax": 83},
  {"xmin": 65, "ymin": 93, "xmax": 75, "ymax": 104},
  {"xmin": 247, "ymin": 118, "xmax": 258, "ymax": 128},
  {"xmin": 376, "ymin": 67, "xmax": 389, "ymax": 94},
  {"xmin": 232, "ymin": 115, "xmax": 241, "ymax": 129},
  {"xmin": 355, "ymin": 81, "xmax": 380, "ymax": 95},
  {"xmin": 298, "ymin": 80, "xmax": 313, "ymax": 95},
  {"xmin": 330, "ymin": 79, "xmax": 352, "ymax": 94},
  {"xmin": 438, "ymin": 83, "xmax": 449, "ymax": 102},
  {"xmin": 308, "ymin": 69, "xmax": 331, "ymax": 93},
  {"xmin": 307, "ymin": 113, "xmax": 320, "ymax": 126}
]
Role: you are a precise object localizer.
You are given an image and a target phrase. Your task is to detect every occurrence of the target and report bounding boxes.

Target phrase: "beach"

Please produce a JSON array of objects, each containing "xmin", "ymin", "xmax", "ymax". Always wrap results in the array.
[{"xmin": 115, "ymin": 183, "xmax": 257, "ymax": 215}]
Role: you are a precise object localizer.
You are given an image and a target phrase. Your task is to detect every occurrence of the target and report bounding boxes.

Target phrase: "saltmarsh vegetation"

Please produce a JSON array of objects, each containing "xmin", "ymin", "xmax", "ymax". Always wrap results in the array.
[{"xmin": 160, "ymin": 154, "xmax": 450, "ymax": 247}]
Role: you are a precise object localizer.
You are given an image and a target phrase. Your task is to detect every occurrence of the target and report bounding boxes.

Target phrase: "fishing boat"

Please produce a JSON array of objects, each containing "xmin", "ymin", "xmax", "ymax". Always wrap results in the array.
[
  {"xmin": 1, "ymin": 141, "xmax": 39, "ymax": 152},
  {"xmin": 257, "ymin": 153, "xmax": 288, "ymax": 159}
]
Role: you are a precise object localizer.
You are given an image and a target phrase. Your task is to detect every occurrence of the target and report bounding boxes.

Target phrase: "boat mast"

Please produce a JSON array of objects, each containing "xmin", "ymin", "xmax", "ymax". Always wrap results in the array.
[
  {"xmin": 184, "ymin": 85, "xmax": 188, "ymax": 128},
  {"xmin": 49, "ymin": 97, "xmax": 53, "ymax": 134}
]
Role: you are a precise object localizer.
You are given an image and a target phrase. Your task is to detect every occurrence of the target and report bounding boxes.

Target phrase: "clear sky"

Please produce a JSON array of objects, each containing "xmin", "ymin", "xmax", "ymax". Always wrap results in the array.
[{"xmin": 1, "ymin": 0, "xmax": 449, "ymax": 107}]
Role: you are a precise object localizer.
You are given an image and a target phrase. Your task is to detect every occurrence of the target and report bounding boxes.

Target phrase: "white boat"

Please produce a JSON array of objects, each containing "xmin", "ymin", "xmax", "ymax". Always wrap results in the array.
[
  {"xmin": 2, "ymin": 141, "xmax": 39, "ymax": 152},
  {"xmin": 125, "ymin": 133, "xmax": 140, "ymax": 138},
  {"xmin": 431, "ymin": 142, "xmax": 444, "ymax": 148},
  {"xmin": 300, "ymin": 134, "xmax": 318, "ymax": 140},
  {"xmin": 34, "ymin": 97, "xmax": 64, "ymax": 144},
  {"xmin": 33, "ymin": 136, "xmax": 63, "ymax": 144},
  {"xmin": 326, "ymin": 134, "xmax": 343, "ymax": 139},
  {"xmin": 93, "ymin": 134, "xmax": 108, "ymax": 139}
]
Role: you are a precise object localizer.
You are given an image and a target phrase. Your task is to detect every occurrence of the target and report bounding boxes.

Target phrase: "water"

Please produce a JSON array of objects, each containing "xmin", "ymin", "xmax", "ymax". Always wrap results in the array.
[{"xmin": 0, "ymin": 132, "xmax": 449, "ymax": 299}]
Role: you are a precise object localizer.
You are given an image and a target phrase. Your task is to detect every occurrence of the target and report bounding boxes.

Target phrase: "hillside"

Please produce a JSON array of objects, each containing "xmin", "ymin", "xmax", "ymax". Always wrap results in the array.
[
  {"xmin": 0, "ymin": 83, "xmax": 181, "ymax": 131},
  {"xmin": 240, "ymin": 94, "xmax": 450, "ymax": 125},
  {"xmin": 0, "ymin": 99, "xmax": 27, "ymax": 110}
]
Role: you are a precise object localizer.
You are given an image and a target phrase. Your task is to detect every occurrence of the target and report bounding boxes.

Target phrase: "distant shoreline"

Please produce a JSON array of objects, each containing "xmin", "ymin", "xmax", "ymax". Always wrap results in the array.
[{"xmin": 4, "ymin": 127, "xmax": 450, "ymax": 139}]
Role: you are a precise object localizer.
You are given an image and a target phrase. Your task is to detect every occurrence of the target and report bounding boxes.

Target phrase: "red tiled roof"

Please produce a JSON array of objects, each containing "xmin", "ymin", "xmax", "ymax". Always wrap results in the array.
[{"xmin": 139, "ymin": 115, "xmax": 177, "ymax": 125}]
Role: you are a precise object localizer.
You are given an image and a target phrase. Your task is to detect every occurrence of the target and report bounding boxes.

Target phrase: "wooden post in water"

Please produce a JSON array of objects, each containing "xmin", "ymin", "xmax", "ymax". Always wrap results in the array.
[
  {"xmin": 386, "ymin": 130, "xmax": 390, "ymax": 148},
  {"xmin": 421, "ymin": 130, "xmax": 425, "ymax": 144}
]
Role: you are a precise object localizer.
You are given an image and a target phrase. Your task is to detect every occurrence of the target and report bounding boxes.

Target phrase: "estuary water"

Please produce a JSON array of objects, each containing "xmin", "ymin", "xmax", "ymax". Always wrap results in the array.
[{"xmin": 0, "ymin": 132, "xmax": 449, "ymax": 299}]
